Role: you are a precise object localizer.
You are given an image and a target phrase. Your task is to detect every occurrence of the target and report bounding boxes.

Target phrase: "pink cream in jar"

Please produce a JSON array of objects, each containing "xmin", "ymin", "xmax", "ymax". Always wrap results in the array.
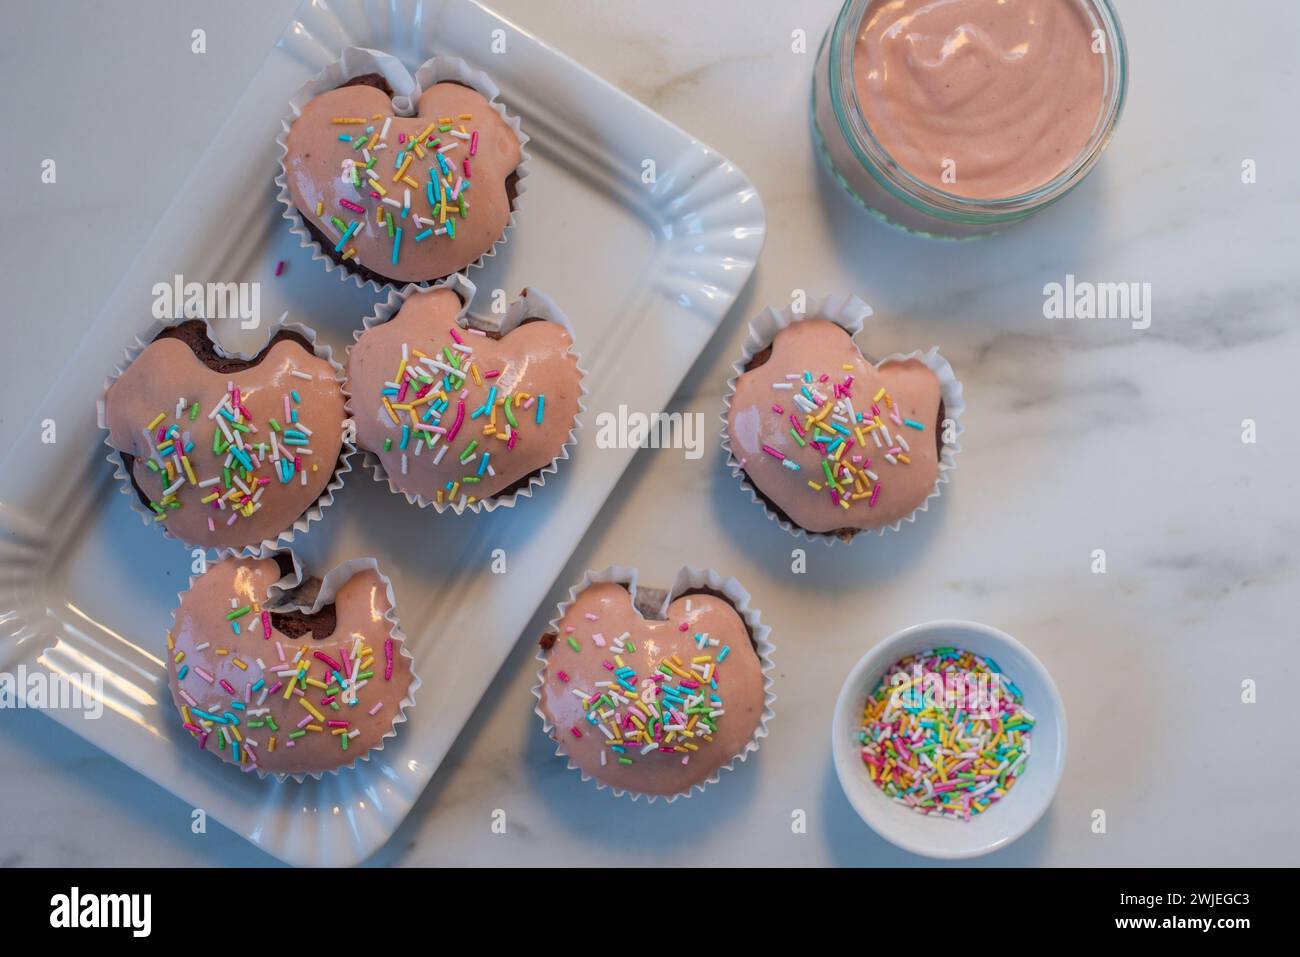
[{"xmin": 813, "ymin": 0, "xmax": 1128, "ymax": 237}]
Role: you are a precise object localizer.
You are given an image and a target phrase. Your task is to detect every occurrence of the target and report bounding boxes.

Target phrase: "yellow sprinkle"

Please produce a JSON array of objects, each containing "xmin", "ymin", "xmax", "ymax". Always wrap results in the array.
[
  {"xmin": 807, "ymin": 480, "xmax": 823, "ymax": 491},
  {"xmin": 382, "ymin": 398, "xmax": 400, "ymax": 425},
  {"xmin": 315, "ymin": 201, "xmax": 323, "ymax": 216},
  {"xmin": 873, "ymin": 387, "xmax": 886, "ymax": 402},
  {"xmin": 471, "ymin": 364, "xmax": 482, "ymax": 387},
  {"xmin": 232, "ymin": 658, "xmax": 248, "ymax": 671},
  {"xmin": 392, "ymin": 154, "xmax": 412, "ymax": 182},
  {"xmin": 331, "ymin": 116, "xmax": 367, "ymax": 124},
  {"xmin": 268, "ymin": 736, "xmax": 276, "ymax": 753},
  {"xmin": 298, "ymin": 697, "xmax": 326, "ymax": 722},
  {"xmin": 173, "ymin": 651, "xmax": 185, "ymax": 664},
  {"xmin": 341, "ymin": 247, "xmax": 357, "ymax": 261},
  {"xmin": 305, "ymin": 678, "xmax": 329, "ymax": 691},
  {"xmin": 898, "ymin": 453, "xmax": 911, "ymax": 464},
  {"xmin": 402, "ymin": 175, "xmax": 421, "ymax": 190},
  {"xmin": 306, "ymin": 723, "xmax": 324, "ymax": 733},
  {"xmin": 166, "ymin": 631, "xmax": 175, "ymax": 651}
]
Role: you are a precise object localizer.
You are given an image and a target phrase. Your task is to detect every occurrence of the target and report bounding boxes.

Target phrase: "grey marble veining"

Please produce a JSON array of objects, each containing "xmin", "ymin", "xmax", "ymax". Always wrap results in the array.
[{"xmin": 1, "ymin": 0, "xmax": 1297, "ymax": 866}]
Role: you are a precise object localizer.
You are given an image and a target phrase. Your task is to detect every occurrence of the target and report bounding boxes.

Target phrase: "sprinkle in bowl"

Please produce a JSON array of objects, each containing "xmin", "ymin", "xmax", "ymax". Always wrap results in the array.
[{"xmin": 831, "ymin": 620, "xmax": 1066, "ymax": 859}]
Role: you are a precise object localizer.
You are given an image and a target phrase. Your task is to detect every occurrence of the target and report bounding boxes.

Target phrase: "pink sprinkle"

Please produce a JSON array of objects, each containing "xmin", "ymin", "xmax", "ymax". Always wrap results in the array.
[
  {"xmin": 771, "ymin": 404, "xmax": 783, "ymax": 414},
  {"xmin": 463, "ymin": 159, "xmax": 472, "ymax": 178},
  {"xmin": 399, "ymin": 133, "xmax": 406, "ymax": 144},
  {"xmin": 262, "ymin": 611, "xmax": 272, "ymax": 638},
  {"xmin": 869, "ymin": 483, "xmax": 882, "ymax": 507},
  {"xmin": 444, "ymin": 400, "xmax": 466, "ymax": 443},
  {"xmin": 570, "ymin": 726, "xmax": 583, "ymax": 739},
  {"xmin": 194, "ymin": 667, "xmax": 214, "ymax": 684},
  {"xmin": 274, "ymin": 260, "xmax": 285, "ymax": 276},
  {"xmin": 557, "ymin": 670, "xmax": 569, "ymax": 683},
  {"xmin": 340, "ymin": 198, "xmax": 365, "ymax": 213},
  {"xmin": 584, "ymin": 613, "xmax": 598, "ymax": 622},
  {"xmin": 484, "ymin": 369, "xmax": 500, "ymax": 378},
  {"xmin": 592, "ymin": 633, "xmax": 606, "ymax": 647},
  {"xmin": 207, "ymin": 517, "xmax": 216, "ymax": 532},
  {"xmin": 790, "ymin": 416, "xmax": 806, "ymax": 436},
  {"xmin": 448, "ymin": 327, "xmax": 464, "ymax": 345},
  {"xmin": 368, "ymin": 702, "xmax": 383, "ymax": 716},
  {"xmin": 339, "ymin": 647, "xmax": 353, "ymax": 681},
  {"xmin": 327, "ymin": 720, "xmax": 349, "ymax": 728},
  {"xmin": 370, "ymin": 191, "xmax": 381, "ymax": 199},
  {"xmin": 297, "ymin": 715, "xmax": 312, "ymax": 729},
  {"xmin": 602, "ymin": 660, "xmax": 615, "ymax": 671},
  {"xmin": 761, "ymin": 444, "xmax": 785, "ymax": 460},
  {"xmin": 679, "ymin": 622, "xmax": 689, "ymax": 632},
  {"xmin": 314, "ymin": 650, "xmax": 343, "ymax": 672},
  {"xmin": 219, "ymin": 679, "xmax": 237, "ymax": 695},
  {"xmin": 226, "ymin": 513, "xmax": 238, "ymax": 526},
  {"xmin": 469, "ymin": 130, "xmax": 478, "ymax": 156},
  {"xmin": 267, "ymin": 681, "xmax": 282, "ymax": 695},
  {"xmin": 507, "ymin": 431, "xmax": 518, "ymax": 450},
  {"xmin": 384, "ymin": 638, "xmax": 394, "ymax": 681}
]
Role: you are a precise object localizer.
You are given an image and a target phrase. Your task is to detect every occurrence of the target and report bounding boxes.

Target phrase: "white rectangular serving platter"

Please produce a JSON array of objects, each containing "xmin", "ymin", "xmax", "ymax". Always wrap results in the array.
[{"xmin": 0, "ymin": 0, "xmax": 763, "ymax": 866}]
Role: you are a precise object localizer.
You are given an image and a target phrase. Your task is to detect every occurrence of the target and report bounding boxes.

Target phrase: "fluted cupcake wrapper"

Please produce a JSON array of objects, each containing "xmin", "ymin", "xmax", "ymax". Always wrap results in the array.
[
  {"xmin": 721, "ymin": 294, "xmax": 965, "ymax": 545},
  {"xmin": 343, "ymin": 273, "xmax": 588, "ymax": 514},
  {"xmin": 275, "ymin": 47, "xmax": 530, "ymax": 292},
  {"xmin": 531, "ymin": 564, "xmax": 776, "ymax": 802},
  {"xmin": 97, "ymin": 314, "xmax": 356, "ymax": 559},
  {"xmin": 167, "ymin": 550, "xmax": 419, "ymax": 783}
]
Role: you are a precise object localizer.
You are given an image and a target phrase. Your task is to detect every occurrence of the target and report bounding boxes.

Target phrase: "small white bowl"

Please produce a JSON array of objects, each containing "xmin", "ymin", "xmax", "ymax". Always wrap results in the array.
[{"xmin": 831, "ymin": 620, "xmax": 1067, "ymax": 859}]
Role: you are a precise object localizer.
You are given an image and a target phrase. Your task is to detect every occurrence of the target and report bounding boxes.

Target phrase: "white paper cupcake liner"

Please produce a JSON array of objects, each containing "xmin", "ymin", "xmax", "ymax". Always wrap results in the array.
[
  {"xmin": 721, "ymin": 294, "xmax": 965, "ymax": 545},
  {"xmin": 97, "ymin": 313, "xmax": 356, "ymax": 559},
  {"xmin": 168, "ymin": 549, "xmax": 419, "ymax": 783},
  {"xmin": 344, "ymin": 273, "xmax": 588, "ymax": 514},
  {"xmin": 531, "ymin": 564, "xmax": 776, "ymax": 802},
  {"xmin": 275, "ymin": 47, "xmax": 531, "ymax": 292}
]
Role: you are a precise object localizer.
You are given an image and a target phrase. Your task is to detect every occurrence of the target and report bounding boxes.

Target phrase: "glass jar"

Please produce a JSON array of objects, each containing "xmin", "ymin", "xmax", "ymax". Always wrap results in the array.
[{"xmin": 812, "ymin": 0, "xmax": 1128, "ymax": 239}]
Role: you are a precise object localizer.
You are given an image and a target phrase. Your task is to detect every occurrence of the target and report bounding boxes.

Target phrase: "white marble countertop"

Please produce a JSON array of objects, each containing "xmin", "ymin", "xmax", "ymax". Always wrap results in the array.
[{"xmin": 2, "ymin": 0, "xmax": 1297, "ymax": 866}]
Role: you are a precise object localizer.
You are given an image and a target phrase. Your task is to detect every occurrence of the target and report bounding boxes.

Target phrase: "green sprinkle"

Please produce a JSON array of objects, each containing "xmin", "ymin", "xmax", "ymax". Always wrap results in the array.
[
  {"xmin": 567, "ymin": 636, "xmax": 581, "ymax": 653},
  {"xmin": 225, "ymin": 605, "xmax": 251, "ymax": 621}
]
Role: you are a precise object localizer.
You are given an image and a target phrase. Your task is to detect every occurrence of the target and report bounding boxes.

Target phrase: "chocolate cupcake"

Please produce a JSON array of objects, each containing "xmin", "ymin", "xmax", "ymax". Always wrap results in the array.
[
  {"xmin": 346, "ymin": 276, "xmax": 584, "ymax": 512},
  {"xmin": 278, "ymin": 48, "xmax": 527, "ymax": 289},
  {"xmin": 533, "ymin": 566, "xmax": 774, "ymax": 800},
  {"xmin": 166, "ymin": 552, "xmax": 417, "ymax": 778},
  {"xmin": 99, "ymin": 318, "xmax": 351, "ymax": 554},
  {"xmin": 724, "ymin": 297, "xmax": 964, "ymax": 542}
]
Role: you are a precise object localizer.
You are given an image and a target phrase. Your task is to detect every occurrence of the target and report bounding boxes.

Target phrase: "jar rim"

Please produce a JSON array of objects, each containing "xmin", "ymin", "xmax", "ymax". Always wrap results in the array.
[{"xmin": 827, "ymin": 0, "xmax": 1129, "ymax": 224}]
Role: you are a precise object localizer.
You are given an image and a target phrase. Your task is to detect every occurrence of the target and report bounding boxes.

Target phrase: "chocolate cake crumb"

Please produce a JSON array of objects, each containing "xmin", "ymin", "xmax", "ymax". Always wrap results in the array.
[{"xmin": 270, "ymin": 605, "xmax": 338, "ymax": 641}]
